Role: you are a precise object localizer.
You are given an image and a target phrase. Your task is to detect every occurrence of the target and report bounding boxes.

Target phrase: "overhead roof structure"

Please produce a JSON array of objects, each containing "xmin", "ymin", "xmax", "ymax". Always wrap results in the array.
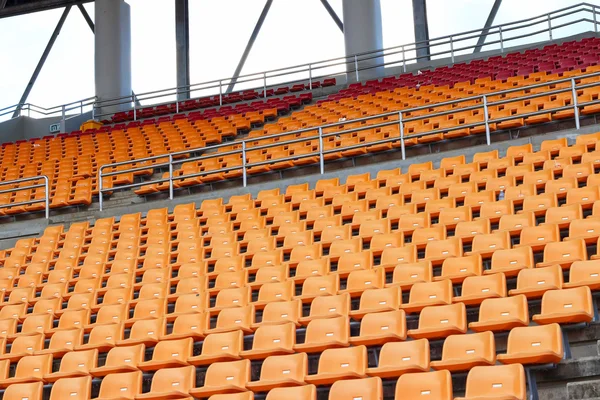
[{"xmin": 0, "ymin": 0, "xmax": 93, "ymax": 18}]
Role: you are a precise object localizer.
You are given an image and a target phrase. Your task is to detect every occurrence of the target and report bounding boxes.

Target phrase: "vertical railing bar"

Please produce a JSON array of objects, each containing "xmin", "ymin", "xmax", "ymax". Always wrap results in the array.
[
  {"xmin": 402, "ymin": 45, "xmax": 406, "ymax": 73},
  {"xmin": 450, "ymin": 36, "xmax": 455, "ymax": 63},
  {"xmin": 309, "ymin": 64, "xmax": 313, "ymax": 91},
  {"xmin": 483, "ymin": 94, "xmax": 491, "ymax": 146},
  {"xmin": 318, "ymin": 127, "xmax": 325, "ymax": 174},
  {"xmin": 219, "ymin": 80, "xmax": 223, "ymax": 106},
  {"xmin": 548, "ymin": 14, "xmax": 553, "ymax": 40},
  {"xmin": 399, "ymin": 111, "xmax": 406, "ymax": 160},
  {"xmin": 98, "ymin": 167, "xmax": 104, "ymax": 212},
  {"xmin": 44, "ymin": 176, "xmax": 50, "ymax": 219},
  {"xmin": 499, "ymin": 26, "xmax": 504, "ymax": 53},
  {"xmin": 263, "ymin": 73, "xmax": 267, "ymax": 99},
  {"xmin": 168, "ymin": 154, "xmax": 174, "ymax": 200},
  {"xmin": 354, "ymin": 55, "xmax": 359, "ymax": 82},
  {"xmin": 571, "ymin": 78, "xmax": 580, "ymax": 130},
  {"xmin": 242, "ymin": 141, "xmax": 248, "ymax": 187}
]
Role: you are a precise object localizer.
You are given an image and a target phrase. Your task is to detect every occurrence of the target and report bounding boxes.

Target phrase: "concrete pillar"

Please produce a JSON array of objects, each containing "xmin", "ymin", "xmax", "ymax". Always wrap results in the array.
[
  {"xmin": 342, "ymin": 0, "xmax": 383, "ymax": 82},
  {"xmin": 175, "ymin": 0, "xmax": 190, "ymax": 101},
  {"xmin": 95, "ymin": 0, "xmax": 132, "ymax": 116},
  {"xmin": 412, "ymin": 0, "xmax": 430, "ymax": 61}
]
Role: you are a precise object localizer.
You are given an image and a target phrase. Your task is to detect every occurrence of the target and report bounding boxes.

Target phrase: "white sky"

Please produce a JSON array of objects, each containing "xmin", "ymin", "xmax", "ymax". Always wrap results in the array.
[{"xmin": 0, "ymin": 0, "xmax": 598, "ymax": 115}]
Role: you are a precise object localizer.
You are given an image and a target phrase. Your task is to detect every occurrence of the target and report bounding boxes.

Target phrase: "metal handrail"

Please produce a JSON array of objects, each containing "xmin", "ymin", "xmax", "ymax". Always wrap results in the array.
[
  {"xmin": 97, "ymin": 69, "xmax": 600, "ymax": 211},
  {"xmin": 90, "ymin": 2, "xmax": 600, "ymax": 120},
  {"xmin": 0, "ymin": 176, "xmax": 50, "ymax": 219}
]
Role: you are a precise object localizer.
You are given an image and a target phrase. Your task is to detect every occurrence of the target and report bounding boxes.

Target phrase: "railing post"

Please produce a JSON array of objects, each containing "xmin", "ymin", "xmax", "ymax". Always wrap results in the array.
[
  {"xmin": 133, "ymin": 94, "xmax": 137, "ymax": 121},
  {"xmin": 318, "ymin": 127, "xmax": 325, "ymax": 174},
  {"xmin": 219, "ymin": 80, "xmax": 223, "ymax": 106},
  {"xmin": 263, "ymin": 73, "xmax": 267, "ymax": 98},
  {"xmin": 354, "ymin": 55, "xmax": 359, "ymax": 81},
  {"xmin": 402, "ymin": 46, "xmax": 406, "ymax": 73},
  {"xmin": 80, "ymin": 101, "xmax": 83, "ymax": 115},
  {"xmin": 168, "ymin": 154, "xmax": 174, "ymax": 200},
  {"xmin": 92, "ymin": 104, "xmax": 95, "ymax": 120},
  {"xmin": 61, "ymin": 105, "xmax": 66, "ymax": 133},
  {"xmin": 308, "ymin": 64, "xmax": 313, "ymax": 91},
  {"xmin": 594, "ymin": 6, "xmax": 598, "ymax": 33},
  {"xmin": 176, "ymin": 99, "xmax": 179, "ymax": 114},
  {"xmin": 499, "ymin": 26, "xmax": 504, "ymax": 53},
  {"xmin": 398, "ymin": 111, "xmax": 406, "ymax": 160},
  {"xmin": 548, "ymin": 14, "xmax": 553, "ymax": 40},
  {"xmin": 483, "ymin": 94, "xmax": 491, "ymax": 146},
  {"xmin": 242, "ymin": 141, "xmax": 247, "ymax": 187},
  {"xmin": 571, "ymin": 78, "xmax": 580, "ymax": 130},
  {"xmin": 450, "ymin": 36, "xmax": 455, "ymax": 63},
  {"xmin": 44, "ymin": 176, "xmax": 49, "ymax": 219},
  {"xmin": 98, "ymin": 167, "xmax": 104, "ymax": 212}
]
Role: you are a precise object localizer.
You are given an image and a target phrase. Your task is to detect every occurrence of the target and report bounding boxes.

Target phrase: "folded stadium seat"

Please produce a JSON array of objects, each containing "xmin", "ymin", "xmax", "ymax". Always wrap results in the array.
[
  {"xmin": 252, "ymin": 300, "xmax": 302, "ymax": 328},
  {"xmin": 402, "ymin": 279, "xmax": 453, "ymax": 314},
  {"xmin": 424, "ymin": 237, "xmax": 463, "ymax": 266},
  {"xmin": 247, "ymin": 353, "xmax": 308, "ymax": 393},
  {"xmin": 582, "ymin": 150, "xmax": 600, "ymax": 169},
  {"xmin": 430, "ymin": 331, "xmax": 496, "ymax": 372},
  {"xmin": 7, "ymin": 314, "xmax": 53, "ymax": 341},
  {"xmin": 208, "ymin": 270, "xmax": 248, "ymax": 295},
  {"xmin": 516, "ymin": 224, "xmax": 560, "ymax": 252},
  {"xmin": 49, "ymin": 376, "xmax": 91, "ymax": 400},
  {"xmin": 496, "ymin": 212, "xmax": 535, "ymax": 238},
  {"xmin": 435, "ymin": 254, "xmax": 483, "ymax": 284},
  {"xmin": 566, "ymin": 186, "xmax": 600, "ymax": 209},
  {"xmin": 408, "ymin": 303, "xmax": 467, "ymax": 340},
  {"xmin": 419, "ymin": 169, "xmax": 445, "ymax": 187},
  {"xmin": 325, "ymin": 376, "xmax": 381, "ymax": 400},
  {"xmin": 498, "ymin": 323, "xmax": 564, "ymax": 365},
  {"xmin": 136, "ymin": 365, "xmax": 196, "ymax": 400},
  {"xmin": 437, "ymin": 206, "xmax": 473, "ymax": 230},
  {"xmin": 394, "ymin": 370, "xmax": 452, "ymax": 400},
  {"xmin": 486, "ymin": 246, "xmax": 535, "ymax": 278},
  {"xmin": 522, "ymin": 168, "xmax": 554, "ymax": 190},
  {"xmin": 95, "ymin": 371, "xmax": 143, "ymax": 400},
  {"xmin": 487, "ymin": 156, "xmax": 515, "ymax": 175},
  {"xmin": 506, "ymin": 163, "xmax": 534, "ymax": 182},
  {"xmin": 238, "ymin": 322, "xmax": 295, "ymax": 360},
  {"xmin": 188, "ymin": 330, "xmax": 243, "ymax": 366},
  {"xmin": 455, "ymin": 364, "xmax": 526, "ymax": 400},
  {"xmin": 453, "ymin": 273, "xmax": 507, "ymax": 306},
  {"xmin": 365, "ymin": 338, "xmax": 429, "ymax": 379},
  {"xmin": 292, "ymin": 258, "xmax": 330, "ymax": 282},
  {"xmin": 90, "ymin": 344, "xmax": 144, "ymax": 378},
  {"xmin": 348, "ymin": 285, "xmax": 402, "ymax": 319},
  {"xmin": 339, "ymin": 268, "xmax": 385, "ymax": 297},
  {"xmin": 532, "ymin": 286, "xmax": 594, "ymax": 325},
  {"xmin": 35, "ymin": 328, "xmax": 83, "ymax": 357},
  {"xmin": 294, "ymin": 274, "xmax": 338, "ymax": 303},
  {"xmin": 576, "ymin": 131, "xmax": 600, "ymax": 149},
  {"xmin": 294, "ymin": 315, "xmax": 349, "ymax": 353},
  {"xmin": 298, "ymin": 293, "xmax": 350, "ymax": 325},
  {"xmin": 564, "ymin": 260, "xmax": 600, "ymax": 290},
  {"xmin": 386, "ymin": 261, "xmax": 432, "ymax": 291},
  {"xmin": 118, "ymin": 318, "xmax": 165, "ymax": 347},
  {"xmin": 304, "ymin": 345, "xmax": 368, "ymax": 386},
  {"xmin": 369, "ymin": 232, "xmax": 404, "ymax": 255},
  {"xmin": 44, "ymin": 348, "xmax": 97, "ymax": 383},
  {"xmin": 411, "ymin": 226, "xmax": 447, "ymax": 250},
  {"xmin": 469, "ymin": 295, "xmax": 529, "ymax": 333},
  {"xmin": 0, "ymin": 353, "xmax": 52, "ymax": 388},
  {"xmin": 208, "ymin": 287, "xmax": 251, "ymax": 315},
  {"xmin": 509, "ymin": 264, "xmax": 564, "ymax": 299},
  {"xmin": 545, "ymin": 204, "xmax": 583, "ymax": 229},
  {"xmin": 537, "ymin": 238, "xmax": 587, "ymax": 269},
  {"xmin": 0, "ymin": 333, "xmax": 44, "ymax": 362}
]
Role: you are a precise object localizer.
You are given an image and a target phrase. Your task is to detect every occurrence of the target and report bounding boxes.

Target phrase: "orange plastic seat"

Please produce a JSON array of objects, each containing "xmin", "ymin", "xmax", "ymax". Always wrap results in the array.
[
  {"xmin": 379, "ymin": 245, "xmax": 418, "ymax": 270},
  {"xmin": 424, "ymin": 237, "xmax": 462, "ymax": 265},
  {"xmin": 566, "ymin": 219, "xmax": 600, "ymax": 244},
  {"xmin": 402, "ymin": 279, "xmax": 453, "ymax": 314},
  {"xmin": 253, "ymin": 300, "xmax": 302, "ymax": 328},
  {"xmin": 96, "ymin": 371, "xmax": 143, "ymax": 400},
  {"xmin": 520, "ymin": 193, "xmax": 557, "ymax": 216},
  {"xmin": 538, "ymin": 238, "xmax": 587, "ymax": 269},
  {"xmin": 487, "ymin": 246, "xmax": 534, "ymax": 278},
  {"xmin": 564, "ymin": 260, "xmax": 600, "ymax": 291},
  {"xmin": 509, "ymin": 264, "xmax": 563, "ymax": 299},
  {"xmin": 408, "ymin": 303, "xmax": 467, "ymax": 340},
  {"xmin": 138, "ymin": 337, "xmax": 193, "ymax": 371},
  {"xmin": 394, "ymin": 370, "xmax": 452, "ymax": 400},
  {"xmin": 328, "ymin": 376, "xmax": 382, "ymax": 400},
  {"xmin": 497, "ymin": 323, "xmax": 564, "ymax": 365},
  {"xmin": 189, "ymin": 359, "xmax": 250, "ymax": 398},
  {"xmin": 49, "ymin": 376, "xmax": 91, "ymax": 400},
  {"xmin": 430, "ymin": 331, "xmax": 496, "ymax": 372},
  {"xmin": 294, "ymin": 274, "xmax": 339, "ymax": 303},
  {"xmin": 349, "ymin": 286, "xmax": 401, "ymax": 319},
  {"xmin": 455, "ymin": 364, "xmax": 526, "ymax": 400},
  {"xmin": 532, "ymin": 287, "xmax": 594, "ymax": 325},
  {"xmin": 293, "ymin": 316, "xmax": 349, "ymax": 353},
  {"xmin": 3, "ymin": 381, "xmax": 43, "ymax": 400},
  {"xmin": 44, "ymin": 349, "xmax": 98, "ymax": 382},
  {"xmin": 0, "ymin": 333, "xmax": 44, "ymax": 362},
  {"xmin": 366, "ymin": 339, "xmax": 429, "ymax": 378},
  {"xmin": 469, "ymin": 294, "xmax": 529, "ymax": 333},
  {"xmin": 137, "ymin": 365, "xmax": 196, "ymax": 400},
  {"xmin": 436, "ymin": 254, "xmax": 482, "ymax": 284},
  {"xmin": 298, "ymin": 293, "xmax": 350, "ymax": 325},
  {"xmin": 386, "ymin": 261, "xmax": 432, "ymax": 291},
  {"xmin": 264, "ymin": 385, "xmax": 316, "ymax": 400},
  {"xmin": 90, "ymin": 344, "xmax": 145, "ymax": 377},
  {"xmin": 188, "ymin": 330, "xmax": 243, "ymax": 365},
  {"xmin": 0, "ymin": 353, "xmax": 52, "ymax": 388},
  {"xmin": 544, "ymin": 204, "xmax": 582, "ymax": 228},
  {"xmin": 349, "ymin": 310, "xmax": 407, "ymax": 346},
  {"xmin": 240, "ymin": 322, "xmax": 296, "ymax": 359},
  {"xmin": 305, "ymin": 345, "xmax": 368, "ymax": 385},
  {"xmin": 246, "ymin": 353, "xmax": 308, "ymax": 392}
]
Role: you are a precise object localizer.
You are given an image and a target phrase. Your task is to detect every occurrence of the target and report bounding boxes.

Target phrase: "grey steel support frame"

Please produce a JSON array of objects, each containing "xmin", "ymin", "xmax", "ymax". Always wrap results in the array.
[
  {"xmin": 473, "ymin": 0, "xmax": 502, "ymax": 53},
  {"xmin": 412, "ymin": 0, "xmax": 430, "ymax": 61},
  {"xmin": 175, "ymin": 0, "xmax": 190, "ymax": 101},
  {"xmin": 0, "ymin": 0, "xmax": 7, "ymax": 10},
  {"xmin": 320, "ymin": 0, "xmax": 344, "ymax": 32},
  {"xmin": 78, "ymin": 3, "xmax": 94, "ymax": 33},
  {"xmin": 12, "ymin": 5, "xmax": 71, "ymax": 118},
  {"xmin": 226, "ymin": 0, "xmax": 273, "ymax": 94}
]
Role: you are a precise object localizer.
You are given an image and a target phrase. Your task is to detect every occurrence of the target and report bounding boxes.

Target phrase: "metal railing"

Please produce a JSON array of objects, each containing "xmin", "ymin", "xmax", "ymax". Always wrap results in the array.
[
  {"xmin": 0, "ymin": 97, "xmax": 96, "ymax": 132},
  {"xmin": 0, "ymin": 176, "xmax": 50, "ymax": 219},
  {"xmin": 91, "ymin": 2, "xmax": 600, "ymax": 120},
  {"xmin": 97, "ymin": 69, "xmax": 600, "ymax": 211}
]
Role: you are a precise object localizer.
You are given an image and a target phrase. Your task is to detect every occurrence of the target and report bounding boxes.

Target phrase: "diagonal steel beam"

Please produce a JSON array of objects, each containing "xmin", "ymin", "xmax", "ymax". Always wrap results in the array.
[
  {"xmin": 175, "ymin": 0, "xmax": 190, "ymax": 100},
  {"xmin": 320, "ymin": 0, "xmax": 343, "ymax": 33},
  {"xmin": 473, "ymin": 0, "xmax": 502, "ymax": 53},
  {"xmin": 226, "ymin": 0, "xmax": 273, "ymax": 93},
  {"xmin": 78, "ymin": 3, "xmax": 94, "ymax": 33},
  {"xmin": 13, "ymin": 6, "xmax": 71, "ymax": 118},
  {"xmin": 0, "ymin": 0, "xmax": 8, "ymax": 10}
]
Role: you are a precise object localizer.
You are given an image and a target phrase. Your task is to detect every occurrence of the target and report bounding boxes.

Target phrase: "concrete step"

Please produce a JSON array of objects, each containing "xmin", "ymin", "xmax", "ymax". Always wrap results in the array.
[{"xmin": 568, "ymin": 380, "xmax": 600, "ymax": 400}]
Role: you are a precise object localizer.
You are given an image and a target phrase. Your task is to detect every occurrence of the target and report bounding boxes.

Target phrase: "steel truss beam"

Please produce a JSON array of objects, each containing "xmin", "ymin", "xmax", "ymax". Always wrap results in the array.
[
  {"xmin": 320, "ymin": 0, "xmax": 344, "ymax": 32},
  {"xmin": 473, "ymin": 0, "xmax": 503, "ymax": 53},
  {"xmin": 175, "ymin": 0, "xmax": 190, "ymax": 100},
  {"xmin": 77, "ymin": 3, "xmax": 94, "ymax": 33}
]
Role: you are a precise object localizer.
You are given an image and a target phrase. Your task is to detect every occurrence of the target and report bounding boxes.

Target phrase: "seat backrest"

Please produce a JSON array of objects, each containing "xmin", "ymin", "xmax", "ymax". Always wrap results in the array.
[
  {"xmin": 10, "ymin": 333, "xmax": 44, "ymax": 355},
  {"xmin": 49, "ymin": 376, "xmax": 92, "ymax": 400},
  {"xmin": 128, "ymin": 318, "xmax": 165, "ymax": 341},
  {"xmin": 103, "ymin": 343, "xmax": 145, "ymax": 369},
  {"xmin": 14, "ymin": 354, "xmax": 53, "ymax": 379},
  {"xmin": 201, "ymin": 330, "xmax": 243, "ymax": 357},
  {"xmin": 329, "ymin": 376, "xmax": 382, "ymax": 400},
  {"xmin": 408, "ymin": 280, "xmax": 453, "ymax": 305},
  {"xmin": 300, "ymin": 274, "xmax": 339, "ymax": 297},
  {"xmin": 476, "ymin": 295, "xmax": 529, "ymax": 327},
  {"xmin": 417, "ymin": 303, "xmax": 466, "ymax": 332},
  {"xmin": 56, "ymin": 348, "xmax": 98, "ymax": 374},
  {"xmin": 519, "ymin": 224, "xmax": 560, "ymax": 247},
  {"xmin": 214, "ymin": 305, "xmax": 254, "ymax": 331},
  {"xmin": 439, "ymin": 331, "xmax": 495, "ymax": 364},
  {"xmin": 258, "ymin": 353, "xmax": 307, "ymax": 383},
  {"xmin": 490, "ymin": 246, "xmax": 534, "ymax": 274},
  {"xmin": 303, "ymin": 316, "xmax": 349, "ymax": 346},
  {"xmin": 214, "ymin": 287, "xmax": 251, "ymax": 309},
  {"xmin": 358, "ymin": 310, "xmax": 406, "ymax": 339},
  {"xmin": 317, "ymin": 345, "xmax": 367, "ymax": 376},
  {"xmin": 265, "ymin": 384, "xmax": 317, "ymax": 400},
  {"xmin": 345, "ymin": 268, "xmax": 385, "ymax": 292},
  {"xmin": 87, "ymin": 323, "xmax": 123, "ymax": 347},
  {"xmin": 96, "ymin": 304, "xmax": 128, "ymax": 325},
  {"xmin": 516, "ymin": 264, "xmax": 563, "ymax": 291},
  {"xmin": 424, "ymin": 237, "xmax": 462, "ymax": 260},
  {"xmin": 395, "ymin": 370, "xmax": 453, "ymax": 400},
  {"xmin": 250, "ymin": 322, "xmax": 296, "ymax": 352},
  {"xmin": 46, "ymin": 327, "xmax": 83, "ymax": 351},
  {"xmin": 568, "ymin": 260, "xmax": 600, "ymax": 285},
  {"xmin": 56, "ymin": 309, "xmax": 90, "ymax": 331},
  {"xmin": 307, "ymin": 293, "xmax": 350, "ymax": 318},
  {"xmin": 151, "ymin": 337, "xmax": 193, "ymax": 363},
  {"xmin": 357, "ymin": 287, "xmax": 401, "ymax": 312},
  {"xmin": 204, "ymin": 359, "xmax": 250, "ymax": 388},
  {"xmin": 149, "ymin": 365, "xmax": 196, "ymax": 393},
  {"xmin": 460, "ymin": 273, "xmax": 507, "ymax": 299},
  {"xmin": 4, "ymin": 381, "xmax": 43, "ymax": 400},
  {"xmin": 257, "ymin": 281, "xmax": 294, "ymax": 303},
  {"xmin": 259, "ymin": 300, "xmax": 302, "ymax": 326},
  {"xmin": 381, "ymin": 245, "xmax": 418, "ymax": 266},
  {"xmin": 98, "ymin": 370, "xmax": 143, "ymax": 399},
  {"xmin": 505, "ymin": 323, "xmax": 563, "ymax": 358},
  {"xmin": 440, "ymin": 254, "xmax": 482, "ymax": 279},
  {"xmin": 543, "ymin": 239, "xmax": 587, "ymax": 265},
  {"xmin": 20, "ymin": 314, "xmax": 53, "ymax": 335},
  {"xmin": 329, "ymin": 239, "xmax": 364, "ymax": 259},
  {"xmin": 378, "ymin": 338, "xmax": 429, "ymax": 370},
  {"xmin": 463, "ymin": 364, "xmax": 526, "ymax": 399},
  {"xmin": 539, "ymin": 287, "xmax": 593, "ymax": 320}
]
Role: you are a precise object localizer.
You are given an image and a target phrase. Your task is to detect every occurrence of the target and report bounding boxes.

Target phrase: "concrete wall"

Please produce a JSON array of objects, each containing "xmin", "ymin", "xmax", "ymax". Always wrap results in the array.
[{"xmin": 0, "ymin": 111, "xmax": 93, "ymax": 143}]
